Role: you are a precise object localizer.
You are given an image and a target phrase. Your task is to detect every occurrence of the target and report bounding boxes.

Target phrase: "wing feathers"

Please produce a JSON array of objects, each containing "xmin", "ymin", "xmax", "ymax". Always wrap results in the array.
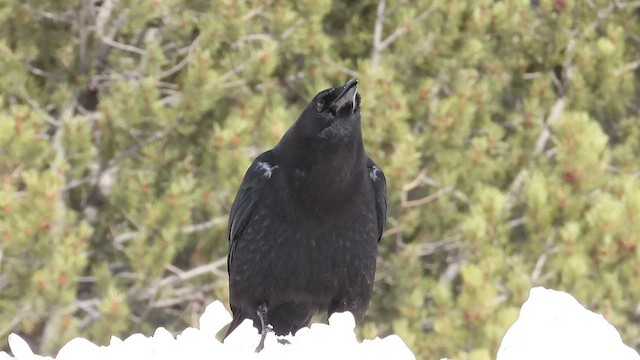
[{"xmin": 227, "ymin": 151, "xmax": 278, "ymax": 271}]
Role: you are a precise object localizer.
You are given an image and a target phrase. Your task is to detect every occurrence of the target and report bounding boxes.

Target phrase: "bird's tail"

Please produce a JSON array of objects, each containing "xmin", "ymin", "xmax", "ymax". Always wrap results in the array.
[{"xmin": 223, "ymin": 311, "xmax": 247, "ymax": 340}]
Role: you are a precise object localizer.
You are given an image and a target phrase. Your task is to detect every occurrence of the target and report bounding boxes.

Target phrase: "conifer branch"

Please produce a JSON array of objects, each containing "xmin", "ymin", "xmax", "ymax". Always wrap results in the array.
[
  {"xmin": 372, "ymin": 1, "xmax": 433, "ymax": 68},
  {"xmin": 531, "ymin": 228, "xmax": 559, "ymax": 283},
  {"xmin": 613, "ymin": 58, "xmax": 640, "ymax": 77},
  {"xmin": 158, "ymin": 36, "xmax": 200, "ymax": 80},
  {"xmin": 371, "ymin": 0, "xmax": 386, "ymax": 68},
  {"xmin": 100, "ymin": 36, "xmax": 146, "ymax": 56},
  {"xmin": 181, "ymin": 216, "xmax": 228, "ymax": 234}
]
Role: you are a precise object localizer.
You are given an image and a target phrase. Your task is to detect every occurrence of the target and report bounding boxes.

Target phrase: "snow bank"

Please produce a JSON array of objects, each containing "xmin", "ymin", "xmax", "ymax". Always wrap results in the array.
[
  {"xmin": 0, "ymin": 301, "xmax": 415, "ymax": 360},
  {"xmin": 498, "ymin": 286, "xmax": 640, "ymax": 360},
  {"xmin": 2, "ymin": 287, "xmax": 638, "ymax": 360}
]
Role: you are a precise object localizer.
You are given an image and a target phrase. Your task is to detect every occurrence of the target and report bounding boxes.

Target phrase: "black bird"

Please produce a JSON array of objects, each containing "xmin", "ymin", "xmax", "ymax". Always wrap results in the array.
[{"xmin": 224, "ymin": 79, "xmax": 387, "ymax": 351}]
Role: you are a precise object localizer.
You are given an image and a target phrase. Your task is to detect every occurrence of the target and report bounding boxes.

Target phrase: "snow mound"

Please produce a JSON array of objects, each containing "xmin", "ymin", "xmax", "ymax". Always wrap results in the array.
[
  {"xmin": 3, "ymin": 288, "xmax": 638, "ymax": 360},
  {"xmin": 498, "ymin": 286, "xmax": 640, "ymax": 360},
  {"xmin": 0, "ymin": 301, "xmax": 415, "ymax": 360}
]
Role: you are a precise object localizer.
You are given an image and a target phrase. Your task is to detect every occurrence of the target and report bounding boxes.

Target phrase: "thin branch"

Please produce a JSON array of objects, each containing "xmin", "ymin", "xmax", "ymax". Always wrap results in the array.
[
  {"xmin": 379, "ymin": 7, "xmax": 432, "ymax": 50},
  {"xmin": 19, "ymin": 87, "xmax": 61, "ymax": 127},
  {"xmin": 531, "ymin": 228, "xmax": 559, "ymax": 282},
  {"xmin": 74, "ymin": 299, "xmax": 101, "ymax": 319},
  {"xmin": 381, "ymin": 223, "xmax": 404, "ymax": 239},
  {"xmin": 158, "ymin": 36, "xmax": 200, "ymax": 79},
  {"xmin": 372, "ymin": 1, "xmax": 433, "ymax": 68},
  {"xmin": 371, "ymin": 0, "xmax": 386, "ymax": 68},
  {"xmin": 0, "ymin": 304, "xmax": 31, "ymax": 340},
  {"xmin": 100, "ymin": 36, "xmax": 146, "ymax": 55},
  {"xmin": 113, "ymin": 231, "xmax": 138, "ymax": 244},
  {"xmin": 419, "ymin": 234, "xmax": 462, "ymax": 257},
  {"xmin": 61, "ymin": 176, "xmax": 92, "ymax": 192},
  {"xmin": 94, "ymin": 0, "xmax": 114, "ymax": 35},
  {"xmin": 402, "ymin": 186, "xmax": 453, "ymax": 208},
  {"xmin": 181, "ymin": 216, "xmax": 227, "ymax": 234},
  {"xmin": 221, "ymin": 61, "xmax": 249, "ymax": 81},
  {"xmin": 76, "ymin": 0, "xmax": 91, "ymax": 73},
  {"xmin": 402, "ymin": 169, "xmax": 440, "ymax": 189},
  {"xmin": 533, "ymin": 97, "xmax": 566, "ymax": 156},
  {"xmin": 613, "ymin": 58, "xmax": 640, "ymax": 77},
  {"xmin": 107, "ymin": 129, "xmax": 169, "ymax": 168},
  {"xmin": 322, "ymin": 58, "xmax": 360, "ymax": 78},
  {"xmin": 506, "ymin": 217, "xmax": 526, "ymax": 229},
  {"xmin": 24, "ymin": 63, "xmax": 57, "ymax": 79},
  {"xmin": 400, "ymin": 170, "xmax": 454, "ymax": 208},
  {"xmin": 114, "ymin": 216, "xmax": 228, "ymax": 244},
  {"xmin": 281, "ymin": 18, "xmax": 305, "ymax": 40},
  {"xmin": 50, "ymin": 105, "xmax": 73, "ymax": 238},
  {"xmin": 18, "ymin": 3, "xmax": 74, "ymax": 24},
  {"xmin": 139, "ymin": 257, "xmax": 229, "ymax": 301},
  {"xmin": 242, "ymin": 1, "xmax": 272, "ymax": 21}
]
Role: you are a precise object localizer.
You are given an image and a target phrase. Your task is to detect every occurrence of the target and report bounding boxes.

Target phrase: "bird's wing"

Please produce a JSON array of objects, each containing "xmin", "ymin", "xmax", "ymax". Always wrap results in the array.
[
  {"xmin": 367, "ymin": 157, "xmax": 387, "ymax": 242},
  {"xmin": 228, "ymin": 150, "xmax": 278, "ymax": 272}
]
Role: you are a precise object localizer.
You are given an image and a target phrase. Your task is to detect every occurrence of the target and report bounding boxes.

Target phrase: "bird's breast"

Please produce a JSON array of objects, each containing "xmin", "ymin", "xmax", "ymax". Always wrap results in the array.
[{"xmin": 262, "ymin": 180, "xmax": 377, "ymax": 288}]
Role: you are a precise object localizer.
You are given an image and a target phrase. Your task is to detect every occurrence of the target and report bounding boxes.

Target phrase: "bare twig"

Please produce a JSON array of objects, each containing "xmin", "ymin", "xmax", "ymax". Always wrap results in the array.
[
  {"xmin": 181, "ymin": 216, "xmax": 227, "ymax": 234},
  {"xmin": 613, "ymin": 58, "xmax": 640, "ymax": 77},
  {"xmin": 402, "ymin": 186, "xmax": 453, "ymax": 208},
  {"xmin": 159, "ymin": 36, "xmax": 200, "ymax": 79},
  {"xmin": 401, "ymin": 170, "xmax": 453, "ymax": 208},
  {"xmin": 533, "ymin": 97, "xmax": 566, "ymax": 155},
  {"xmin": 439, "ymin": 256, "xmax": 466, "ymax": 283},
  {"xmin": 24, "ymin": 63, "xmax": 57, "ymax": 79},
  {"xmin": 221, "ymin": 61, "xmax": 249, "ymax": 81},
  {"xmin": 74, "ymin": 299, "xmax": 101, "ymax": 319},
  {"xmin": 506, "ymin": 217, "xmax": 526, "ymax": 229},
  {"xmin": 77, "ymin": 0, "xmax": 92, "ymax": 73},
  {"xmin": 18, "ymin": 3, "xmax": 73, "ymax": 24},
  {"xmin": 100, "ymin": 36, "xmax": 146, "ymax": 55},
  {"xmin": 114, "ymin": 216, "xmax": 228, "ymax": 244},
  {"xmin": 94, "ymin": 0, "xmax": 114, "ymax": 35},
  {"xmin": 322, "ymin": 58, "xmax": 360, "ymax": 78},
  {"xmin": 113, "ymin": 231, "xmax": 138, "ymax": 244},
  {"xmin": 0, "ymin": 304, "xmax": 31, "ymax": 340},
  {"xmin": 281, "ymin": 18, "xmax": 305, "ymax": 40},
  {"xmin": 107, "ymin": 130, "xmax": 169, "ymax": 168},
  {"xmin": 242, "ymin": 1, "xmax": 272, "ymax": 21},
  {"xmin": 372, "ymin": 1, "xmax": 433, "ymax": 68},
  {"xmin": 140, "ymin": 257, "xmax": 229, "ymax": 301},
  {"xmin": 19, "ymin": 87, "xmax": 61, "ymax": 127},
  {"xmin": 379, "ymin": 8, "xmax": 432, "ymax": 50},
  {"xmin": 419, "ymin": 234, "xmax": 462, "ymax": 256},
  {"xmin": 371, "ymin": 0, "xmax": 386, "ymax": 68},
  {"xmin": 381, "ymin": 223, "xmax": 404, "ymax": 239},
  {"xmin": 61, "ymin": 176, "xmax": 92, "ymax": 192},
  {"xmin": 531, "ymin": 228, "xmax": 559, "ymax": 282},
  {"xmin": 402, "ymin": 169, "xmax": 440, "ymax": 189}
]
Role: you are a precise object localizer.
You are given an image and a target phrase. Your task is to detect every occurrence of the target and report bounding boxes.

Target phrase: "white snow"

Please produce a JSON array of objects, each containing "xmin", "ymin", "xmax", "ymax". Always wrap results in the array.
[
  {"xmin": 2, "ymin": 287, "xmax": 638, "ymax": 360},
  {"xmin": 0, "ymin": 301, "xmax": 415, "ymax": 360},
  {"xmin": 498, "ymin": 287, "xmax": 640, "ymax": 360}
]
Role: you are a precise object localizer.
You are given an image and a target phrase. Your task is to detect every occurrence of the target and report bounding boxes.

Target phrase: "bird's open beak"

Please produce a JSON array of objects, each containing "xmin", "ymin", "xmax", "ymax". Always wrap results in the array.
[{"xmin": 330, "ymin": 79, "xmax": 358, "ymax": 113}]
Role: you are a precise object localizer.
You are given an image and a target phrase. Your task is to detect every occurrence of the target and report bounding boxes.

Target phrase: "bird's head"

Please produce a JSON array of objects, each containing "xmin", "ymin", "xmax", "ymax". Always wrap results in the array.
[{"xmin": 296, "ymin": 79, "xmax": 362, "ymax": 142}]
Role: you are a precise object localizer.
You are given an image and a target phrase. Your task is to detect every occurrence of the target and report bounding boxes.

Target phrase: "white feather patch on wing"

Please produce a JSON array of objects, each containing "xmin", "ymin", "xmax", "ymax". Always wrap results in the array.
[
  {"xmin": 256, "ymin": 162, "xmax": 277, "ymax": 179},
  {"xmin": 369, "ymin": 166, "xmax": 380, "ymax": 181}
]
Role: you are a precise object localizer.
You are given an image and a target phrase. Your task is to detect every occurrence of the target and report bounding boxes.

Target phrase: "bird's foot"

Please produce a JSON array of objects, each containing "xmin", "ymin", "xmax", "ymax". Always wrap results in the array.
[
  {"xmin": 254, "ymin": 324, "xmax": 273, "ymax": 353},
  {"xmin": 277, "ymin": 338, "xmax": 291, "ymax": 345}
]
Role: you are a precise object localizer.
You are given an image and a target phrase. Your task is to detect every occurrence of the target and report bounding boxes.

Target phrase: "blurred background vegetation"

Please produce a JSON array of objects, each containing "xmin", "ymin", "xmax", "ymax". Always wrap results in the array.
[{"xmin": 1, "ymin": 0, "xmax": 639, "ymax": 358}]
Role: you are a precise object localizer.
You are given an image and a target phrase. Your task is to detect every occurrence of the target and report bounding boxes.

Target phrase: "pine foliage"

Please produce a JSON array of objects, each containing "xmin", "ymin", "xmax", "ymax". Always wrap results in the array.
[{"xmin": 1, "ymin": 1, "xmax": 639, "ymax": 358}]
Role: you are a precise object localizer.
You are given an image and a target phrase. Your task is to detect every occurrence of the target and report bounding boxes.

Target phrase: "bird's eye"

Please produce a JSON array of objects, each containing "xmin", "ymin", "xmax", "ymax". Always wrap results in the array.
[{"xmin": 316, "ymin": 99, "xmax": 325, "ymax": 111}]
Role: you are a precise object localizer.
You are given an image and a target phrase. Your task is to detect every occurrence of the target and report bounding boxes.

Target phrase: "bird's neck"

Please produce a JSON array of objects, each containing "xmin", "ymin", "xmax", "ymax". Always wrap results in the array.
[{"xmin": 275, "ymin": 131, "xmax": 366, "ymax": 201}]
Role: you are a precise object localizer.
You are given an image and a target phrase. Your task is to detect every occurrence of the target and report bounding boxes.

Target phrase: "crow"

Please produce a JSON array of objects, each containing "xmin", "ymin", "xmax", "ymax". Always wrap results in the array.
[{"xmin": 224, "ymin": 79, "xmax": 387, "ymax": 351}]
